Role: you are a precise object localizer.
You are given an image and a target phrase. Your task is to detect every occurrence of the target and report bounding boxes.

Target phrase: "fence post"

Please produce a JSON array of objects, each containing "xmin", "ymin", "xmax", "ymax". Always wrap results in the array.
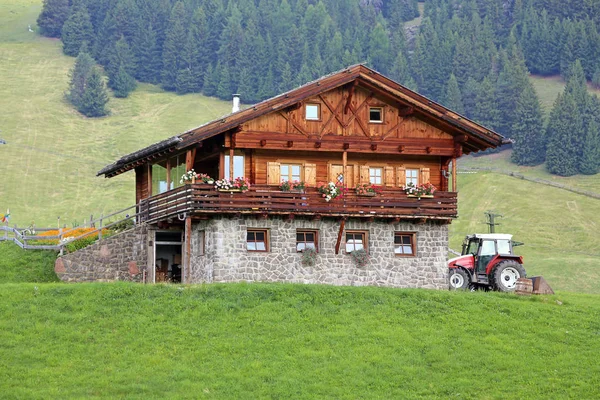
[
  {"xmin": 98, "ymin": 214, "xmax": 103, "ymax": 240},
  {"xmin": 90, "ymin": 214, "xmax": 94, "ymax": 228},
  {"xmin": 59, "ymin": 228, "xmax": 63, "ymax": 256}
]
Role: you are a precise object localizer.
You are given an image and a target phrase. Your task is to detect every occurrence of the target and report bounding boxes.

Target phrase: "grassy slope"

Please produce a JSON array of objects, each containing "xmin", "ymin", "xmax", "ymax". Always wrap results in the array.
[
  {"xmin": 0, "ymin": 242, "xmax": 58, "ymax": 282},
  {"xmin": 0, "ymin": 282, "xmax": 599, "ymax": 399},
  {"xmin": 0, "ymin": 0, "xmax": 231, "ymax": 227}
]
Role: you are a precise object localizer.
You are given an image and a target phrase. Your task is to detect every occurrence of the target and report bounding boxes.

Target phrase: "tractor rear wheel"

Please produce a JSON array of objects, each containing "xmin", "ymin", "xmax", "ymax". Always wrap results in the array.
[
  {"xmin": 449, "ymin": 268, "xmax": 470, "ymax": 290},
  {"xmin": 492, "ymin": 260, "xmax": 526, "ymax": 292}
]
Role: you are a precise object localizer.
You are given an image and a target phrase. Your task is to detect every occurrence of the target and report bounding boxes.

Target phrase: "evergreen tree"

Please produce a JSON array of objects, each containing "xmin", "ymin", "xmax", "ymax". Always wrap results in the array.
[
  {"xmin": 203, "ymin": 64, "xmax": 218, "ymax": 97},
  {"xmin": 67, "ymin": 51, "xmax": 95, "ymax": 109},
  {"xmin": 368, "ymin": 22, "xmax": 391, "ymax": 73},
  {"xmin": 79, "ymin": 67, "xmax": 109, "ymax": 117},
  {"xmin": 61, "ymin": 1, "xmax": 94, "ymax": 57},
  {"xmin": 189, "ymin": 7, "xmax": 210, "ymax": 92},
  {"xmin": 443, "ymin": 74, "xmax": 465, "ymax": 115},
  {"xmin": 237, "ymin": 67, "xmax": 255, "ymax": 103},
  {"xmin": 462, "ymin": 78, "xmax": 479, "ymax": 119},
  {"xmin": 134, "ymin": 24, "xmax": 161, "ymax": 84},
  {"xmin": 112, "ymin": 64, "xmax": 137, "ymax": 98},
  {"xmin": 279, "ymin": 62, "xmax": 293, "ymax": 93},
  {"xmin": 176, "ymin": 68, "xmax": 196, "ymax": 95},
  {"xmin": 545, "ymin": 92, "xmax": 582, "ymax": 176},
  {"xmin": 578, "ymin": 118, "xmax": 600, "ymax": 175},
  {"xmin": 161, "ymin": 1, "xmax": 187, "ymax": 91},
  {"xmin": 216, "ymin": 64, "xmax": 232, "ymax": 100},
  {"xmin": 37, "ymin": 0, "xmax": 70, "ymax": 38},
  {"xmin": 511, "ymin": 84, "xmax": 546, "ymax": 166},
  {"xmin": 473, "ymin": 76, "xmax": 499, "ymax": 131}
]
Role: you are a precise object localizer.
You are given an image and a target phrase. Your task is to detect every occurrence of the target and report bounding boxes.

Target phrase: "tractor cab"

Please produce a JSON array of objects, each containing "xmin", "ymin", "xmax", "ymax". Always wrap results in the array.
[{"xmin": 449, "ymin": 233, "xmax": 525, "ymax": 291}]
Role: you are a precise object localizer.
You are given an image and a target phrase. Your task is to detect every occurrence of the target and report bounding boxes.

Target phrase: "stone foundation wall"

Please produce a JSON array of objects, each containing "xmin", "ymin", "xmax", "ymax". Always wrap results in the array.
[
  {"xmin": 189, "ymin": 216, "xmax": 448, "ymax": 289},
  {"xmin": 55, "ymin": 225, "xmax": 148, "ymax": 282}
]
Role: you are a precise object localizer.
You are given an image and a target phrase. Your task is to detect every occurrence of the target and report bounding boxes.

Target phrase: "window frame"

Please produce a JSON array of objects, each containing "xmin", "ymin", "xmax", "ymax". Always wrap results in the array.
[
  {"xmin": 296, "ymin": 229, "xmax": 318, "ymax": 252},
  {"xmin": 394, "ymin": 232, "xmax": 416, "ymax": 257},
  {"xmin": 280, "ymin": 163, "xmax": 303, "ymax": 183},
  {"xmin": 369, "ymin": 107, "xmax": 384, "ymax": 123},
  {"xmin": 369, "ymin": 167, "xmax": 383, "ymax": 185},
  {"xmin": 247, "ymin": 229, "xmax": 269, "ymax": 252},
  {"xmin": 345, "ymin": 230, "xmax": 368, "ymax": 254},
  {"xmin": 405, "ymin": 168, "xmax": 419, "ymax": 186},
  {"xmin": 305, "ymin": 103, "xmax": 321, "ymax": 121}
]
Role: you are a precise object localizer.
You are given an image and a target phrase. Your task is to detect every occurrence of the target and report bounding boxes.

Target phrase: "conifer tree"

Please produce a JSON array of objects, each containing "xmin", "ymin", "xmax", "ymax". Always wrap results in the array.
[
  {"xmin": 67, "ymin": 51, "xmax": 95, "ymax": 110},
  {"xmin": 279, "ymin": 63, "xmax": 293, "ymax": 93},
  {"xmin": 216, "ymin": 64, "xmax": 232, "ymax": 100},
  {"xmin": 578, "ymin": 118, "xmax": 600, "ymax": 175},
  {"xmin": 443, "ymin": 74, "xmax": 465, "ymax": 115},
  {"xmin": 368, "ymin": 22, "xmax": 391, "ymax": 74},
  {"xmin": 61, "ymin": 1, "xmax": 94, "ymax": 57},
  {"xmin": 203, "ymin": 64, "xmax": 218, "ymax": 97},
  {"xmin": 511, "ymin": 84, "xmax": 546, "ymax": 166},
  {"xmin": 37, "ymin": 0, "xmax": 70, "ymax": 38},
  {"xmin": 161, "ymin": 1, "xmax": 187, "ymax": 91},
  {"xmin": 237, "ymin": 67, "xmax": 255, "ymax": 103},
  {"xmin": 112, "ymin": 64, "xmax": 137, "ymax": 98},
  {"xmin": 80, "ymin": 67, "xmax": 109, "ymax": 117},
  {"xmin": 135, "ymin": 24, "xmax": 161, "ymax": 84},
  {"xmin": 473, "ymin": 76, "xmax": 499, "ymax": 132},
  {"xmin": 545, "ymin": 93, "xmax": 582, "ymax": 176},
  {"xmin": 461, "ymin": 78, "xmax": 479, "ymax": 119}
]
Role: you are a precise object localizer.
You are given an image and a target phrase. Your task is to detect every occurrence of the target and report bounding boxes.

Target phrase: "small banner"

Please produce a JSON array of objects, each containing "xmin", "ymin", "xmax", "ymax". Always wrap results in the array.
[{"xmin": 1, "ymin": 209, "xmax": 9, "ymax": 223}]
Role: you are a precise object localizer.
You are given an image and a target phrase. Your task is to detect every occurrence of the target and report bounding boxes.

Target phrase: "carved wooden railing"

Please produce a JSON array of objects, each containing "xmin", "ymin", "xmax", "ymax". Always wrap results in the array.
[{"xmin": 139, "ymin": 184, "xmax": 458, "ymax": 223}]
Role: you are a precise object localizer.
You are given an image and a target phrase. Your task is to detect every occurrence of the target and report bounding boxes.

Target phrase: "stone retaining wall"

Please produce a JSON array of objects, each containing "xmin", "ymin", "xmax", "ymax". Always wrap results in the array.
[
  {"xmin": 55, "ymin": 225, "xmax": 147, "ymax": 282},
  {"xmin": 189, "ymin": 216, "xmax": 448, "ymax": 289}
]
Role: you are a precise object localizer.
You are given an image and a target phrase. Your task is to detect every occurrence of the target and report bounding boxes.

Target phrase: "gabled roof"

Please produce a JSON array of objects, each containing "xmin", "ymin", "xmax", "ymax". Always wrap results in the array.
[{"xmin": 99, "ymin": 64, "xmax": 504, "ymax": 178}]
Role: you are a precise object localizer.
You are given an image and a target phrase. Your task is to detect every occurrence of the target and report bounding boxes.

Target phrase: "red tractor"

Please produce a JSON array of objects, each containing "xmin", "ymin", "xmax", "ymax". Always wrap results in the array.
[{"xmin": 448, "ymin": 234, "xmax": 526, "ymax": 292}]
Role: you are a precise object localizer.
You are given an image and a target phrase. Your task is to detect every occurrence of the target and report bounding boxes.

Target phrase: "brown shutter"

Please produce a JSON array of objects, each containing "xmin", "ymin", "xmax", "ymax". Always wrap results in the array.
[
  {"xmin": 304, "ymin": 163, "xmax": 316, "ymax": 186},
  {"xmin": 345, "ymin": 165, "xmax": 355, "ymax": 187},
  {"xmin": 267, "ymin": 162, "xmax": 280, "ymax": 185},
  {"xmin": 360, "ymin": 165, "xmax": 370, "ymax": 184},
  {"xmin": 396, "ymin": 166, "xmax": 406, "ymax": 187},
  {"xmin": 384, "ymin": 166, "xmax": 395, "ymax": 187},
  {"xmin": 420, "ymin": 167, "xmax": 430, "ymax": 184},
  {"xmin": 329, "ymin": 164, "xmax": 343, "ymax": 183}
]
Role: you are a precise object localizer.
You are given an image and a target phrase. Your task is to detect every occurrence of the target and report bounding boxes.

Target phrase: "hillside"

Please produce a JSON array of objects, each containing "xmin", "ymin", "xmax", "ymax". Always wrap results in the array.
[{"xmin": 1, "ymin": 282, "xmax": 599, "ymax": 398}]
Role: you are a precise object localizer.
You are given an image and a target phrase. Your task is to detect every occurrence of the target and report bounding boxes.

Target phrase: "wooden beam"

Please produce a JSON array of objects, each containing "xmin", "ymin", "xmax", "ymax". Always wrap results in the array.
[
  {"xmin": 344, "ymin": 83, "xmax": 355, "ymax": 114},
  {"xmin": 371, "ymin": 144, "xmax": 377, "ymax": 151},
  {"xmin": 389, "ymin": 217, "xmax": 401, "ymax": 225},
  {"xmin": 426, "ymin": 146, "xmax": 432, "ymax": 154},
  {"xmin": 260, "ymin": 139, "xmax": 267, "ymax": 147},
  {"xmin": 184, "ymin": 216, "xmax": 192, "ymax": 284},
  {"xmin": 398, "ymin": 106, "xmax": 414, "ymax": 117},
  {"xmin": 334, "ymin": 218, "xmax": 346, "ymax": 255},
  {"xmin": 342, "ymin": 150, "xmax": 347, "ymax": 179},
  {"xmin": 287, "ymin": 140, "xmax": 293, "ymax": 148},
  {"xmin": 343, "ymin": 143, "xmax": 350, "ymax": 150},
  {"xmin": 314, "ymin": 141, "xmax": 321, "ymax": 149},
  {"xmin": 452, "ymin": 157, "xmax": 457, "ymax": 192},
  {"xmin": 398, "ymin": 145, "xmax": 405, "ymax": 153}
]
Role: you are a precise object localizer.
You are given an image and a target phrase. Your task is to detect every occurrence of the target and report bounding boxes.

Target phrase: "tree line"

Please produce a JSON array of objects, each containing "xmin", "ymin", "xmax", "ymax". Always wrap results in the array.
[{"xmin": 37, "ymin": 0, "xmax": 599, "ymax": 176}]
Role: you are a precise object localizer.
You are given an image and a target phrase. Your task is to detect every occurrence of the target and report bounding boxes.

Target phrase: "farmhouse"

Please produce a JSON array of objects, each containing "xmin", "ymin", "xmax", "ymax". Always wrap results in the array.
[{"xmin": 56, "ymin": 65, "xmax": 503, "ymax": 288}]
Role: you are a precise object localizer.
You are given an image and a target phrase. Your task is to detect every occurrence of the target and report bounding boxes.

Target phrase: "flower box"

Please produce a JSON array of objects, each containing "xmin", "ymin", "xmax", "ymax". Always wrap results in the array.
[
  {"xmin": 407, "ymin": 194, "xmax": 434, "ymax": 198},
  {"xmin": 218, "ymin": 188, "xmax": 243, "ymax": 193},
  {"xmin": 357, "ymin": 192, "xmax": 377, "ymax": 197}
]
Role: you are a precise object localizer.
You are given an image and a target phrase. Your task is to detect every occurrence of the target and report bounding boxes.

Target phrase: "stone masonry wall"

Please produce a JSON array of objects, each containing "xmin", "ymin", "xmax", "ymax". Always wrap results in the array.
[
  {"xmin": 189, "ymin": 216, "xmax": 448, "ymax": 289},
  {"xmin": 55, "ymin": 225, "xmax": 147, "ymax": 282}
]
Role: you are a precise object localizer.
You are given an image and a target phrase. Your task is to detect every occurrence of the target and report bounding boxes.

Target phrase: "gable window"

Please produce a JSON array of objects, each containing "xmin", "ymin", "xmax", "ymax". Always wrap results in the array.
[
  {"xmin": 281, "ymin": 164, "xmax": 302, "ymax": 182},
  {"xmin": 406, "ymin": 169, "xmax": 419, "ymax": 186},
  {"xmin": 394, "ymin": 232, "xmax": 416, "ymax": 256},
  {"xmin": 369, "ymin": 107, "xmax": 383, "ymax": 123},
  {"xmin": 247, "ymin": 229, "xmax": 269, "ymax": 252},
  {"xmin": 297, "ymin": 230, "xmax": 318, "ymax": 252},
  {"xmin": 306, "ymin": 103, "xmax": 320, "ymax": 120},
  {"xmin": 346, "ymin": 231, "xmax": 367, "ymax": 253},
  {"xmin": 369, "ymin": 167, "xmax": 383, "ymax": 185}
]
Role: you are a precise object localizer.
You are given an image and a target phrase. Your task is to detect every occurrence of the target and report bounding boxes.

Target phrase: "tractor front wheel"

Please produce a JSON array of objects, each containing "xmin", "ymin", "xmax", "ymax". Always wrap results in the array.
[
  {"xmin": 449, "ymin": 268, "xmax": 470, "ymax": 290},
  {"xmin": 492, "ymin": 261, "xmax": 526, "ymax": 292}
]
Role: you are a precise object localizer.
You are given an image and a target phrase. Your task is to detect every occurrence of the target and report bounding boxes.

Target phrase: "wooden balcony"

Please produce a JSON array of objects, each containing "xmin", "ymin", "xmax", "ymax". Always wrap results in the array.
[{"xmin": 139, "ymin": 184, "xmax": 458, "ymax": 223}]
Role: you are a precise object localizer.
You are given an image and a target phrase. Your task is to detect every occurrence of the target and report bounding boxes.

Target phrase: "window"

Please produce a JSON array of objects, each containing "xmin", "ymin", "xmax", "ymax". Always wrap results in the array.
[
  {"xmin": 497, "ymin": 240, "xmax": 510, "ymax": 255},
  {"xmin": 224, "ymin": 154, "xmax": 245, "ymax": 180},
  {"xmin": 369, "ymin": 107, "xmax": 383, "ymax": 123},
  {"xmin": 369, "ymin": 167, "xmax": 383, "ymax": 185},
  {"xmin": 306, "ymin": 103, "xmax": 320, "ymax": 120},
  {"xmin": 346, "ymin": 231, "xmax": 367, "ymax": 253},
  {"xmin": 281, "ymin": 164, "xmax": 302, "ymax": 182},
  {"xmin": 296, "ymin": 230, "xmax": 318, "ymax": 252},
  {"xmin": 394, "ymin": 232, "xmax": 416, "ymax": 256},
  {"xmin": 247, "ymin": 229, "xmax": 268, "ymax": 252},
  {"xmin": 197, "ymin": 231, "xmax": 205, "ymax": 256},
  {"xmin": 481, "ymin": 240, "xmax": 496, "ymax": 256},
  {"xmin": 406, "ymin": 169, "xmax": 419, "ymax": 186},
  {"xmin": 151, "ymin": 154, "xmax": 185, "ymax": 195}
]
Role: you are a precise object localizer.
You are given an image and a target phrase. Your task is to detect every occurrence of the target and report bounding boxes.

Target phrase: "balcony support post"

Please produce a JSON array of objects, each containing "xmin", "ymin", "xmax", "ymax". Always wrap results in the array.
[
  {"xmin": 334, "ymin": 217, "xmax": 346, "ymax": 255},
  {"xmin": 184, "ymin": 215, "xmax": 192, "ymax": 284}
]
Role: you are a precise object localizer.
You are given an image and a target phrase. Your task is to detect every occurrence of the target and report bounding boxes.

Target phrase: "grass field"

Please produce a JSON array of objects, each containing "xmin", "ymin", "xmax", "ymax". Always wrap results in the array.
[
  {"xmin": 0, "ymin": 282, "xmax": 599, "ymax": 399},
  {"xmin": 530, "ymin": 75, "xmax": 600, "ymax": 115},
  {"xmin": 0, "ymin": 0, "xmax": 231, "ymax": 227}
]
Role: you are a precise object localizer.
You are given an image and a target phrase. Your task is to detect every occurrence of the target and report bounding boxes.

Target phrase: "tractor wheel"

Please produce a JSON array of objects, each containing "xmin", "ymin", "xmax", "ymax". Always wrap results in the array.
[
  {"xmin": 492, "ymin": 260, "xmax": 526, "ymax": 292},
  {"xmin": 449, "ymin": 268, "xmax": 470, "ymax": 290}
]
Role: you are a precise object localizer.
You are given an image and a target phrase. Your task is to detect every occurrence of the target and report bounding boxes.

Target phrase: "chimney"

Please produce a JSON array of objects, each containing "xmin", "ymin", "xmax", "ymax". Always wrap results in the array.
[{"xmin": 232, "ymin": 94, "xmax": 240, "ymax": 113}]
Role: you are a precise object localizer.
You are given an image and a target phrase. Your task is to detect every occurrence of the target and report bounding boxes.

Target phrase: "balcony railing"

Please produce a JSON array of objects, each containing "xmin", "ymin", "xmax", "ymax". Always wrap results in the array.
[{"xmin": 139, "ymin": 184, "xmax": 457, "ymax": 223}]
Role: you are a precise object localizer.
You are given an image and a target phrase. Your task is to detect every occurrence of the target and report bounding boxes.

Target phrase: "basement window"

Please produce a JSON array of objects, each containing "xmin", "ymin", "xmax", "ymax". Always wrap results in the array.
[
  {"xmin": 394, "ymin": 232, "xmax": 416, "ymax": 256},
  {"xmin": 247, "ymin": 229, "xmax": 269, "ymax": 252},
  {"xmin": 346, "ymin": 231, "xmax": 368, "ymax": 253},
  {"xmin": 305, "ymin": 103, "xmax": 320, "ymax": 120},
  {"xmin": 369, "ymin": 107, "xmax": 383, "ymax": 123}
]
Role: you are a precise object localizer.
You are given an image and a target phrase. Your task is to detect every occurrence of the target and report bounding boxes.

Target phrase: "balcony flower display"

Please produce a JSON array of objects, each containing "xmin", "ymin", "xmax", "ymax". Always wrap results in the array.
[
  {"xmin": 403, "ymin": 182, "xmax": 436, "ymax": 198},
  {"xmin": 180, "ymin": 169, "xmax": 198, "ymax": 184},
  {"xmin": 317, "ymin": 181, "xmax": 343, "ymax": 202},
  {"xmin": 215, "ymin": 177, "xmax": 250, "ymax": 192},
  {"xmin": 197, "ymin": 173, "xmax": 214, "ymax": 184},
  {"xmin": 355, "ymin": 183, "xmax": 381, "ymax": 196},
  {"xmin": 279, "ymin": 180, "xmax": 306, "ymax": 192}
]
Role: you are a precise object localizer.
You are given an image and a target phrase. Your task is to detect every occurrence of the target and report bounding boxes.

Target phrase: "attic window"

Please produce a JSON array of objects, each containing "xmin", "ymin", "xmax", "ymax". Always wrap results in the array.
[
  {"xmin": 306, "ymin": 104, "xmax": 320, "ymax": 120},
  {"xmin": 369, "ymin": 107, "xmax": 383, "ymax": 123}
]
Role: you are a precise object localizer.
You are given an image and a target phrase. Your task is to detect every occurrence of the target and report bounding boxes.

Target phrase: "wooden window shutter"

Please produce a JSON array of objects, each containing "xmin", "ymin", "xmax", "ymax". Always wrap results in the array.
[
  {"xmin": 384, "ymin": 166, "xmax": 395, "ymax": 187},
  {"xmin": 304, "ymin": 163, "xmax": 317, "ymax": 186},
  {"xmin": 396, "ymin": 166, "xmax": 406, "ymax": 187},
  {"xmin": 360, "ymin": 165, "xmax": 370, "ymax": 184},
  {"xmin": 420, "ymin": 167, "xmax": 430, "ymax": 184},
  {"xmin": 267, "ymin": 162, "xmax": 281, "ymax": 185}
]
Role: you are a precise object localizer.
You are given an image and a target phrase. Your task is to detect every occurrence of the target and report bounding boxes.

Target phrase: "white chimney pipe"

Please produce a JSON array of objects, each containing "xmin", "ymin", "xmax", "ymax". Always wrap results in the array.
[{"xmin": 232, "ymin": 94, "xmax": 240, "ymax": 113}]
